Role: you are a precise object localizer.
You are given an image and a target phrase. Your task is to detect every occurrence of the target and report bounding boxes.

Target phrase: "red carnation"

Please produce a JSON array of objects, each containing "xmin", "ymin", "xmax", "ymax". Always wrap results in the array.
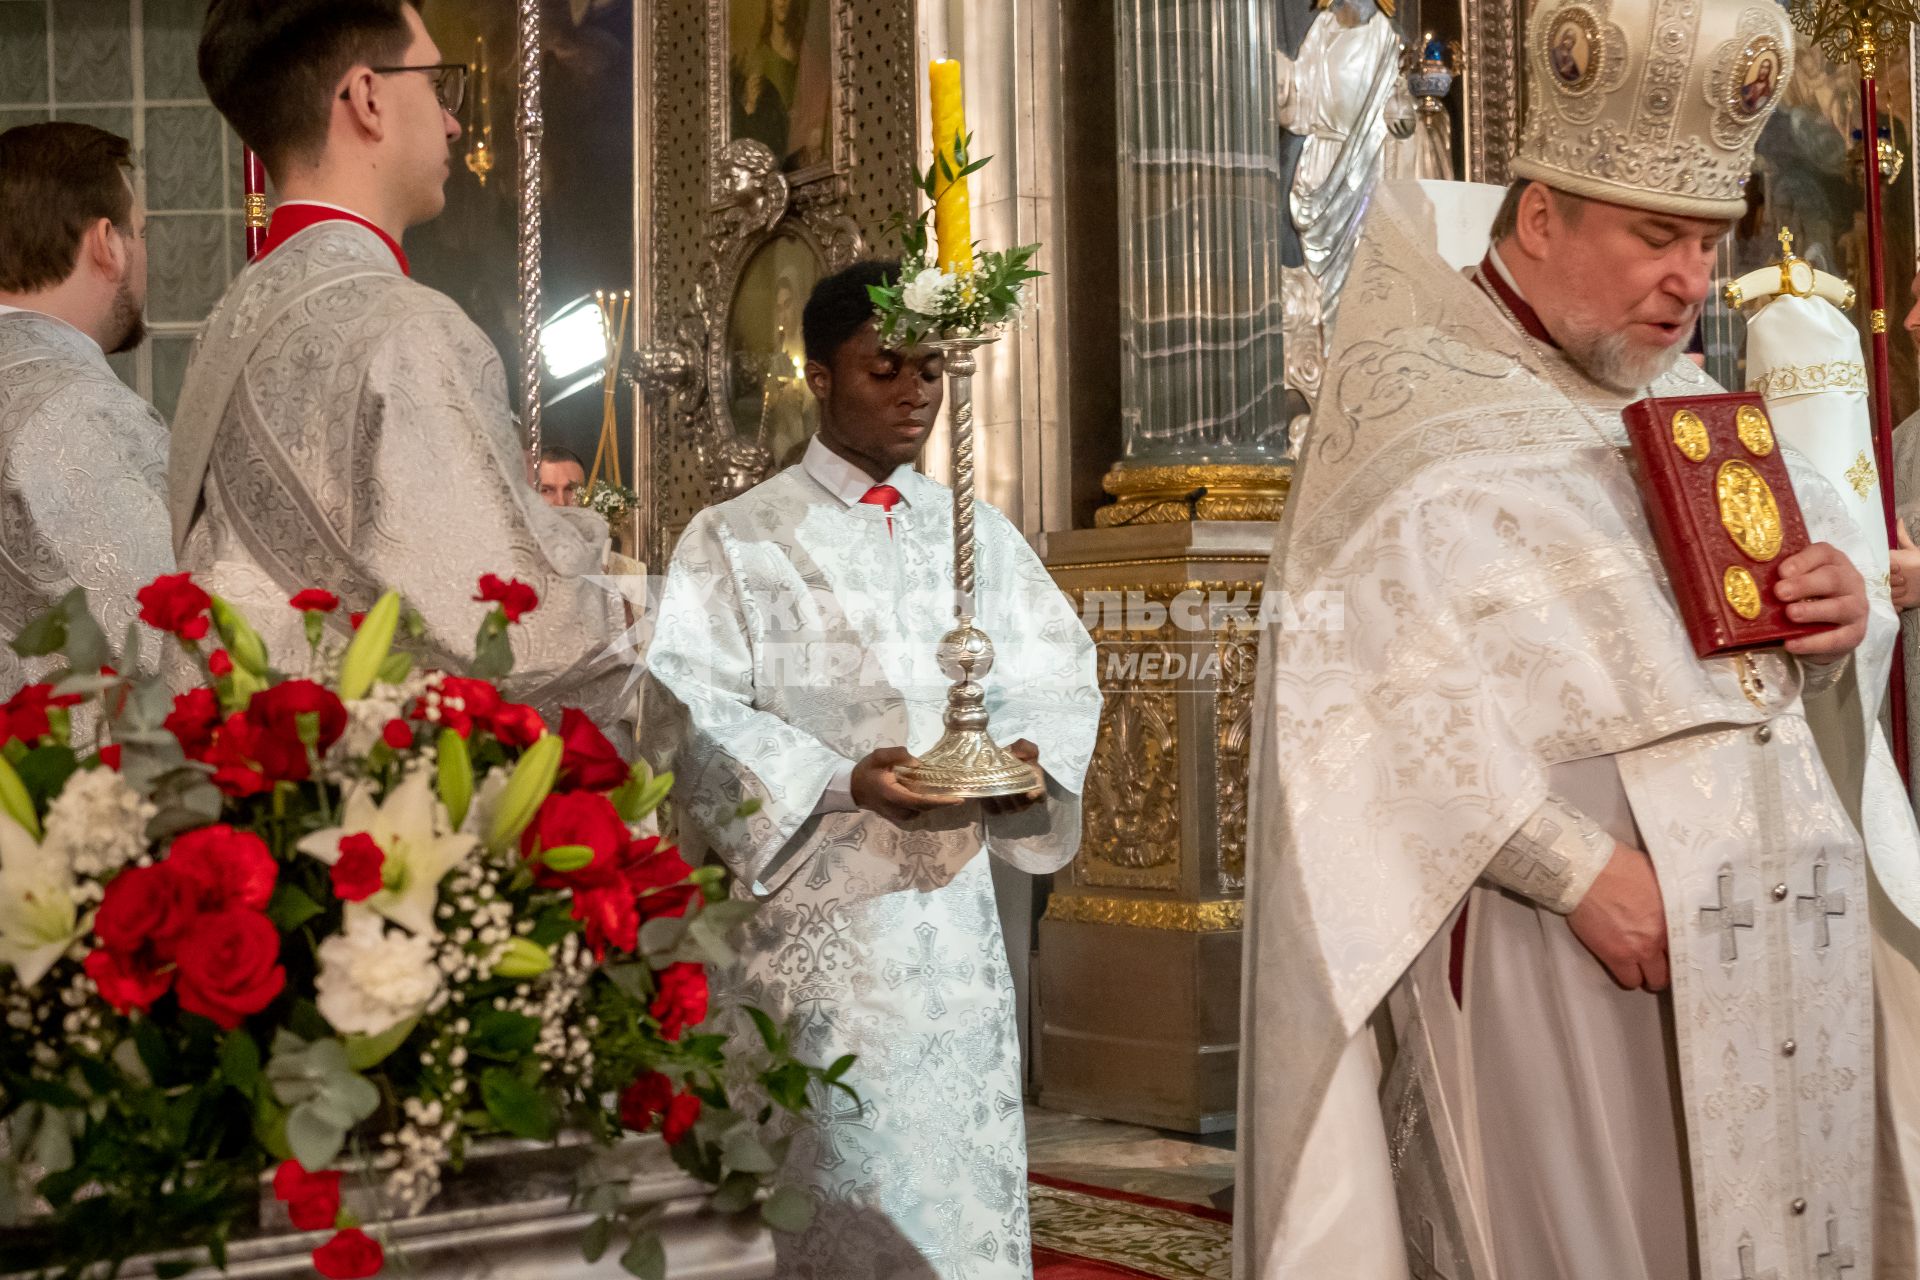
[
  {"xmin": 650, "ymin": 962, "xmax": 709, "ymax": 1041},
  {"xmin": 273, "ymin": 1160, "xmax": 344, "ymax": 1233},
  {"xmin": 207, "ymin": 713, "xmax": 271, "ymax": 797},
  {"xmin": 210, "ymin": 649, "xmax": 235, "ymax": 677},
  {"xmin": 243, "ymin": 680, "xmax": 348, "ymax": 781},
  {"xmin": 414, "ymin": 676, "xmax": 501, "ymax": 739},
  {"xmin": 380, "ymin": 719, "xmax": 412, "ymax": 750},
  {"xmin": 488, "ymin": 701, "xmax": 545, "ymax": 749},
  {"xmin": 663, "ymin": 1091, "xmax": 702, "ymax": 1144},
  {"xmin": 475, "ymin": 573, "xmax": 539, "ymax": 623},
  {"xmin": 0, "ymin": 683, "xmax": 82, "ymax": 746},
  {"xmin": 627, "ymin": 839, "xmax": 699, "ymax": 920},
  {"xmin": 569, "ymin": 839, "xmax": 699, "ymax": 960},
  {"xmin": 173, "ymin": 909, "xmax": 285, "ymax": 1030},
  {"xmin": 93, "ymin": 862, "xmax": 198, "ymax": 957},
  {"xmin": 98, "ymin": 744, "xmax": 122, "ymax": 771},
  {"xmin": 559, "ymin": 708, "xmax": 629, "ymax": 792},
  {"xmin": 137, "ymin": 573, "xmax": 212, "ymax": 641},
  {"xmin": 167, "ymin": 824, "xmax": 278, "ymax": 913},
  {"xmin": 289, "ymin": 589, "xmax": 340, "ymax": 614},
  {"xmin": 349, "ymin": 611, "xmax": 366, "ymax": 630},
  {"xmin": 165, "ymin": 687, "xmax": 223, "ymax": 761},
  {"xmin": 84, "ymin": 948, "xmax": 173, "ymax": 1014},
  {"xmin": 312, "ymin": 1228, "xmax": 384, "ymax": 1279},
  {"xmin": 330, "ymin": 834, "xmax": 385, "ymax": 903},
  {"xmin": 618, "ymin": 1071, "xmax": 673, "ymax": 1133}
]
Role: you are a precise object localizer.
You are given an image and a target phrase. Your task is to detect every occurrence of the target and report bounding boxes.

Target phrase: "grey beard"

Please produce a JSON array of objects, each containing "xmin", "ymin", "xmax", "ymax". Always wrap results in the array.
[
  {"xmin": 1561, "ymin": 326, "xmax": 1682, "ymax": 394},
  {"xmin": 105, "ymin": 278, "xmax": 147, "ymax": 355}
]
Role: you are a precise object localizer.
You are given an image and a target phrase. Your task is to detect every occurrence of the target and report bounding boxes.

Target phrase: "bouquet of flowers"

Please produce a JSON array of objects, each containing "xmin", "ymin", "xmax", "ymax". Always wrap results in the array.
[
  {"xmin": 0, "ymin": 573, "xmax": 845, "ymax": 1280},
  {"xmin": 580, "ymin": 479, "xmax": 640, "ymax": 535},
  {"xmin": 866, "ymin": 132, "xmax": 1043, "ymax": 347}
]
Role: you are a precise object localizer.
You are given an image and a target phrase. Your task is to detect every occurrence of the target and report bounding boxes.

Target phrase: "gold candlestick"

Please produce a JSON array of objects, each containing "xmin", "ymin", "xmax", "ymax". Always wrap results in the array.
[
  {"xmin": 465, "ymin": 36, "xmax": 495, "ymax": 186},
  {"xmin": 896, "ymin": 336, "xmax": 1044, "ymax": 799}
]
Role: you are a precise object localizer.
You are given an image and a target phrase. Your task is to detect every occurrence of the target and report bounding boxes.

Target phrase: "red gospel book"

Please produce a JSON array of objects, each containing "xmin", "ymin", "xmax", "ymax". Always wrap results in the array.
[{"xmin": 1621, "ymin": 392, "xmax": 1824, "ymax": 658}]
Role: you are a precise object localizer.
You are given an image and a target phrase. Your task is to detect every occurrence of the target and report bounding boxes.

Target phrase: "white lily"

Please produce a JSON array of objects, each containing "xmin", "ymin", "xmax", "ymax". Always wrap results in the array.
[
  {"xmin": 298, "ymin": 769, "xmax": 476, "ymax": 936},
  {"xmin": 0, "ymin": 811, "xmax": 84, "ymax": 988}
]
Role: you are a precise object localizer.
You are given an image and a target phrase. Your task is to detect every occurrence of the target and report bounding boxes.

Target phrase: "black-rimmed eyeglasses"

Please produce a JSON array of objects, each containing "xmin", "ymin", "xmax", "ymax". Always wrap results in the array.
[{"xmin": 338, "ymin": 63, "xmax": 469, "ymax": 115}]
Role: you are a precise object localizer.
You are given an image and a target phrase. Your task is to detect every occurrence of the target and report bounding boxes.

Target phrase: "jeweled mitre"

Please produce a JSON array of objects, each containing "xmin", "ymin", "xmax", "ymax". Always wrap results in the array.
[{"xmin": 1510, "ymin": 0, "xmax": 1792, "ymax": 218}]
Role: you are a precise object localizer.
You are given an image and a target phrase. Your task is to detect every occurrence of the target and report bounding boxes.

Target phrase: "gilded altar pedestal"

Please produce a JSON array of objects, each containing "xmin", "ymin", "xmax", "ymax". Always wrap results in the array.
[{"xmin": 1037, "ymin": 518, "xmax": 1280, "ymax": 1134}]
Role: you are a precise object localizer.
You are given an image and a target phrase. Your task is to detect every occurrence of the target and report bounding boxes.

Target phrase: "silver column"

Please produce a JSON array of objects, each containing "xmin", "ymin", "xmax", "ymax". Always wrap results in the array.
[{"xmin": 1115, "ymin": 0, "xmax": 1289, "ymax": 466}]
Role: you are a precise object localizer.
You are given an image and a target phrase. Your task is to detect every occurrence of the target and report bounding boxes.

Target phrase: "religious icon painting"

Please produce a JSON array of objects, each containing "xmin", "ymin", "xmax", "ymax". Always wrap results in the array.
[
  {"xmin": 708, "ymin": 0, "xmax": 845, "ymax": 195},
  {"xmin": 1547, "ymin": 9, "xmax": 1599, "ymax": 90},
  {"xmin": 1732, "ymin": 38, "xmax": 1784, "ymax": 120}
]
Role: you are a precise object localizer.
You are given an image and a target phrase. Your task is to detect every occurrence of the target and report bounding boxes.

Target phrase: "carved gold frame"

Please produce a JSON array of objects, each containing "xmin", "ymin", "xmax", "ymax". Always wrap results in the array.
[
  {"xmin": 705, "ymin": 0, "xmax": 857, "ymax": 204},
  {"xmin": 1461, "ymin": 0, "xmax": 1525, "ymax": 182}
]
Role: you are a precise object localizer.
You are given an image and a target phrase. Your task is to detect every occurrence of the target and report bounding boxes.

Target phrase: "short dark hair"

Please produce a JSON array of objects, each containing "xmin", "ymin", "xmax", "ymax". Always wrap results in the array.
[
  {"xmin": 1487, "ymin": 178, "xmax": 1586, "ymax": 243},
  {"xmin": 198, "ymin": 0, "xmax": 418, "ymax": 172},
  {"xmin": 0, "ymin": 123, "xmax": 135, "ymax": 294},
  {"xmin": 803, "ymin": 259, "xmax": 899, "ymax": 365},
  {"xmin": 539, "ymin": 446, "xmax": 585, "ymax": 470}
]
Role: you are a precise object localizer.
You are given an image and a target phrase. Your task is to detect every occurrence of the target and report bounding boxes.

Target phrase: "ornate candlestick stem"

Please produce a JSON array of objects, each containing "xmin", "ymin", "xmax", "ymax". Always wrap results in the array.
[{"xmin": 896, "ymin": 336, "xmax": 1044, "ymax": 799}]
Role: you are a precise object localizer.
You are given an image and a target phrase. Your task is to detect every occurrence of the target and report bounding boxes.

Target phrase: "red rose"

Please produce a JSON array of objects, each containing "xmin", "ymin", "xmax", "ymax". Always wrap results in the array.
[
  {"xmin": 137, "ymin": 573, "xmax": 212, "ymax": 641},
  {"xmin": 0, "ymin": 683, "xmax": 81, "ymax": 745},
  {"xmin": 244, "ymin": 680, "xmax": 347, "ymax": 781},
  {"xmin": 618, "ymin": 1071, "xmax": 673, "ymax": 1133},
  {"xmin": 167, "ymin": 825, "xmax": 278, "ymax": 913},
  {"xmin": 558, "ymin": 708, "xmax": 629, "ymax": 792},
  {"xmin": 627, "ymin": 839, "xmax": 699, "ymax": 921},
  {"xmin": 487, "ymin": 702, "xmax": 545, "ymax": 749},
  {"xmin": 413, "ymin": 676, "xmax": 501, "ymax": 739},
  {"xmin": 474, "ymin": 574, "xmax": 539, "ymax": 623},
  {"xmin": 94, "ymin": 863, "xmax": 198, "ymax": 957},
  {"xmin": 208, "ymin": 649, "xmax": 234, "ymax": 678},
  {"xmin": 289, "ymin": 590, "xmax": 340, "ymax": 614},
  {"xmin": 571, "ymin": 885, "xmax": 640, "ymax": 959},
  {"xmin": 380, "ymin": 719, "xmax": 412, "ymax": 750},
  {"xmin": 165, "ymin": 688, "xmax": 223, "ymax": 760},
  {"xmin": 330, "ymin": 834, "xmax": 385, "ymax": 903},
  {"xmin": 662, "ymin": 1091, "xmax": 702, "ymax": 1144},
  {"xmin": 520, "ymin": 791, "xmax": 628, "ymax": 889},
  {"xmin": 84, "ymin": 948, "xmax": 173, "ymax": 1013},
  {"xmin": 207, "ymin": 714, "xmax": 270, "ymax": 797},
  {"xmin": 273, "ymin": 1160, "xmax": 343, "ymax": 1232},
  {"xmin": 312, "ymin": 1228, "xmax": 384, "ymax": 1279},
  {"xmin": 173, "ymin": 910, "xmax": 285, "ymax": 1030},
  {"xmin": 650, "ymin": 962, "xmax": 709, "ymax": 1041}
]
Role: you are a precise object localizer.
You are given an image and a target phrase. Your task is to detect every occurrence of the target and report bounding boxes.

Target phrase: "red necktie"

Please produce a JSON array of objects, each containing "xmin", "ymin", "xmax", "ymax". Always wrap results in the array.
[{"xmin": 861, "ymin": 484, "xmax": 902, "ymax": 536}]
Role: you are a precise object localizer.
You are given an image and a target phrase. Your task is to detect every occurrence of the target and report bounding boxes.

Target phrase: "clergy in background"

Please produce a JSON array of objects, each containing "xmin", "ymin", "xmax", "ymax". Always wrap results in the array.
[
  {"xmin": 0, "ymin": 123, "xmax": 174, "ymax": 693},
  {"xmin": 642, "ymin": 261, "xmax": 1100, "ymax": 1280},
  {"xmin": 1237, "ymin": 0, "xmax": 1882, "ymax": 1274},
  {"xmin": 177, "ymin": 0, "xmax": 627, "ymax": 723}
]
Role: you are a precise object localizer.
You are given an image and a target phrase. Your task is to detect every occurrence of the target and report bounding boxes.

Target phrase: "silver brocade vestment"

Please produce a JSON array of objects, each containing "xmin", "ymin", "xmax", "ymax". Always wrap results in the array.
[
  {"xmin": 0, "ymin": 311, "xmax": 173, "ymax": 694},
  {"xmin": 641, "ymin": 465, "xmax": 1101, "ymax": 1280},
  {"xmin": 1238, "ymin": 184, "xmax": 1874, "ymax": 1279},
  {"xmin": 167, "ymin": 222, "xmax": 628, "ymax": 723}
]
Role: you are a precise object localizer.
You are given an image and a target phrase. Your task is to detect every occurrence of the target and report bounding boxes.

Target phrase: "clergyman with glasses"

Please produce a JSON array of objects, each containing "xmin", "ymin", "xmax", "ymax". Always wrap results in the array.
[{"xmin": 174, "ymin": 0, "xmax": 630, "ymax": 728}]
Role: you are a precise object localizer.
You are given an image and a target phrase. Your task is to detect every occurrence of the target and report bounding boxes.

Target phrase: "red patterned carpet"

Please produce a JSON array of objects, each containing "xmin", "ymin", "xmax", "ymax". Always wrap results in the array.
[{"xmin": 1029, "ymin": 1174, "xmax": 1232, "ymax": 1280}]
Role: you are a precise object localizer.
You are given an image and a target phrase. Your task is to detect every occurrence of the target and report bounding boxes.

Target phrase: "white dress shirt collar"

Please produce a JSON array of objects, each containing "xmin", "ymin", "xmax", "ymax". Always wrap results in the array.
[{"xmin": 801, "ymin": 435, "xmax": 915, "ymax": 509}]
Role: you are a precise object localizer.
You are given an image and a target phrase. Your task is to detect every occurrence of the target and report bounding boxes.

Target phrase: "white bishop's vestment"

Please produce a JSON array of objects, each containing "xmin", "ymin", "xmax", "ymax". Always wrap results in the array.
[
  {"xmin": 167, "ymin": 210, "xmax": 629, "ymax": 724},
  {"xmin": 642, "ymin": 437, "xmax": 1100, "ymax": 1280},
  {"xmin": 0, "ymin": 307, "xmax": 173, "ymax": 693},
  {"xmin": 1238, "ymin": 184, "xmax": 1878, "ymax": 1280}
]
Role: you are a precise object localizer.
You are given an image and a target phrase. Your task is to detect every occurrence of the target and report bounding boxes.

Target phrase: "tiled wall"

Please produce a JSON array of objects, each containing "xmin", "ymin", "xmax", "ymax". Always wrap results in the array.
[{"xmin": 0, "ymin": 0, "xmax": 245, "ymax": 419}]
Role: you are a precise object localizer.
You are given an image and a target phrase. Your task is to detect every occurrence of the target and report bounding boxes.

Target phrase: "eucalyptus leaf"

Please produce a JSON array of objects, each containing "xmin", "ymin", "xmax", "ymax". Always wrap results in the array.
[
  {"xmin": 720, "ymin": 1127, "xmax": 778, "ymax": 1175},
  {"xmin": 619, "ymin": 1232, "xmax": 667, "ymax": 1280},
  {"xmin": 760, "ymin": 1184, "xmax": 816, "ymax": 1234},
  {"xmin": 708, "ymin": 1171, "xmax": 758, "ymax": 1215},
  {"xmin": 285, "ymin": 1104, "xmax": 348, "ymax": 1173},
  {"xmin": 580, "ymin": 1215, "xmax": 613, "ymax": 1263}
]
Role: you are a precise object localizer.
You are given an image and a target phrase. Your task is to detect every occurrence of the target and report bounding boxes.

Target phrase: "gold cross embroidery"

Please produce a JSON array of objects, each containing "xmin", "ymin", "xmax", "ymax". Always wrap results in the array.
[{"xmin": 1847, "ymin": 451, "xmax": 1877, "ymax": 498}]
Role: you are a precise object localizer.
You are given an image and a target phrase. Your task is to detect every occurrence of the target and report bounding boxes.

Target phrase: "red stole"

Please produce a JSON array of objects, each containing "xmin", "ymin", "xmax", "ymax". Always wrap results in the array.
[{"xmin": 258, "ymin": 203, "xmax": 409, "ymax": 275}]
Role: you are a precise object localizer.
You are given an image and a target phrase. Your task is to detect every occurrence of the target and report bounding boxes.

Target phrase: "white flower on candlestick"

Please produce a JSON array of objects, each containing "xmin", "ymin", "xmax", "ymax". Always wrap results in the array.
[{"xmin": 902, "ymin": 267, "xmax": 956, "ymax": 316}]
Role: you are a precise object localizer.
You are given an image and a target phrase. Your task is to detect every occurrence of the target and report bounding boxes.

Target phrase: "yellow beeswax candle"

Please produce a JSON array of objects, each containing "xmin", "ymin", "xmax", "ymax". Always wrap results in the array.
[{"xmin": 928, "ymin": 59, "xmax": 973, "ymax": 273}]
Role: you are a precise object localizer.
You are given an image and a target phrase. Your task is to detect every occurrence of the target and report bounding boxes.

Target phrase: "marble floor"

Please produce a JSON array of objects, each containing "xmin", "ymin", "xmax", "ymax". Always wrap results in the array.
[{"xmin": 1024, "ymin": 1106, "xmax": 1237, "ymax": 1211}]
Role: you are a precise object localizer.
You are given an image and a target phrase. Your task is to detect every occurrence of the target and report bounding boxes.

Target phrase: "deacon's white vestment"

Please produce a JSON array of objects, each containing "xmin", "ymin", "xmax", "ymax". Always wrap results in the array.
[
  {"xmin": 1238, "ymin": 184, "xmax": 1878, "ymax": 1280},
  {"xmin": 0, "ymin": 308, "xmax": 173, "ymax": 693},
  {"xmin": 167, "ymin": 217, "xmax": 628, "ymax": 722},
  {"xmin": 642, "ymin": 438, "xmax": 1101, "ymax": 1280}
]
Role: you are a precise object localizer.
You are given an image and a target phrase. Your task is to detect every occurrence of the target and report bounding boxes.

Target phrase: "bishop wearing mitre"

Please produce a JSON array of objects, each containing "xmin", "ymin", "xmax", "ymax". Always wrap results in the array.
[
  {"xmin": 175, "ymin": 0, "xmax": 626, "ymax": 720},
  {"xmin": 1237, "ymin": 0, "xmax": 1885, "ymax": 1275}
]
